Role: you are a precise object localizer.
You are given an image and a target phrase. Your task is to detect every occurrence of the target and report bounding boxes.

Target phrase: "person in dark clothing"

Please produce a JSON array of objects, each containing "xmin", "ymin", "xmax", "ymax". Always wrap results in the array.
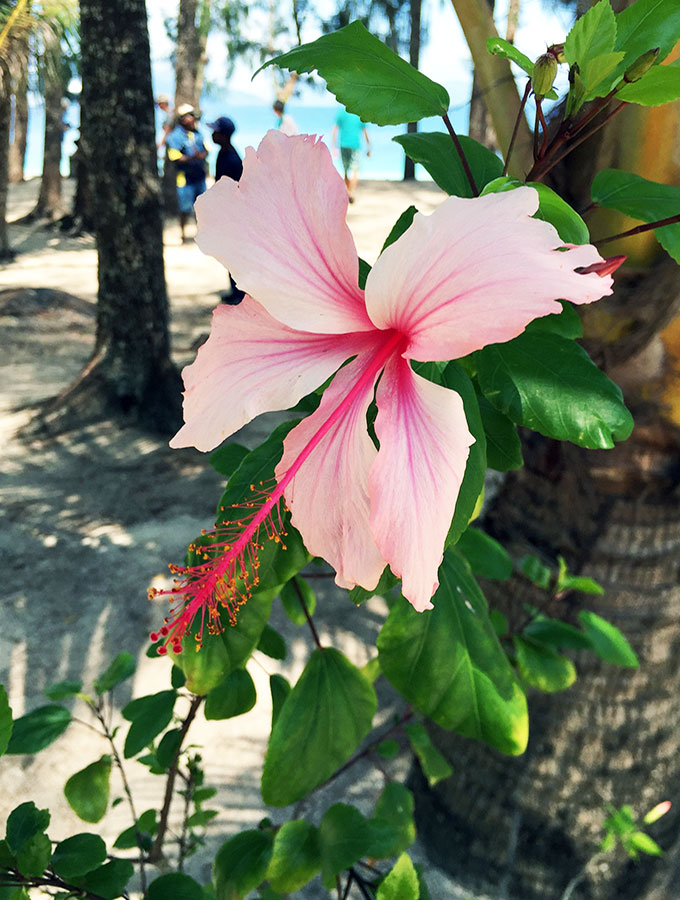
[
  {"xmin": 208, "ymin": 116, "xmax": 243, "ymax": 183},
  {"xmin": 207, "ymin": 116, "xmax": 245, "ymax": 304}
]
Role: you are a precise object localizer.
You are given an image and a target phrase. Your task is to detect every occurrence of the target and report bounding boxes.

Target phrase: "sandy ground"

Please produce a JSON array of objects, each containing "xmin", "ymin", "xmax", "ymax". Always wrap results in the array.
[{"xmin": 0, "ymin": 177, "xmax": 486, "ymax": 898}]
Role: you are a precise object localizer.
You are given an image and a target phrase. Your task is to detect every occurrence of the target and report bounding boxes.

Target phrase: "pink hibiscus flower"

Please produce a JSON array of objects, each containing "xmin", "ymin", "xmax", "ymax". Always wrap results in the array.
[{"xmin": 153, "ymin": 130, "xmax": 616, "ymax": 653}]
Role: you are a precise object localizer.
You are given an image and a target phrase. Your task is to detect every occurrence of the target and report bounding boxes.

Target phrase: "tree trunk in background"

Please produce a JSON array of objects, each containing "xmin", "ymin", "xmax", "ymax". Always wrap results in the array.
[
  {"xmin": 403, "ymin": 0, "xmax": 422, "ymax": 181},
  {"xmin": 24, "ymin": 52, "xmax": 65, "ymax": 221},
  {"xmin": 0, "ymin": 70, "xmax": 13, "ymax": 260},
  {"xmin": 39, "ymin": 0, "xmax": 181, "ymax": 434},
  {"xmin": 468, "ymin": 0, "xmax": 496, "ymax": 148},
  {"xmin": 412, "ymin": 8, "xmax": 680, "ymax": 892},
  {"xmin": 175, "ymin": 0, "xmax": 211, "ymax": 109},
  {"xmin": 8, "ymin": 74, "xmax": 28, "ymax": 184}
]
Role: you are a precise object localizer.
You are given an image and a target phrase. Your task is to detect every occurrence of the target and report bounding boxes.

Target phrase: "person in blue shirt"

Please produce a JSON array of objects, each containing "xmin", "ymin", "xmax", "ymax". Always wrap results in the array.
[
  {"xmin": 166, "ymin": 104, "xmax": 208, "ymax": 242},
  {"xmin": 332, "ymin": 106, "xmax": 371, "ymax": 203}
]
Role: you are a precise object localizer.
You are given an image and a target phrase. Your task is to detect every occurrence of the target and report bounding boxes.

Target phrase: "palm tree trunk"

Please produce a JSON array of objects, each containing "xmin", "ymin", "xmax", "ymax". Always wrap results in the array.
[
  {"xmin": 26, "ymin": 52, "xmax": 65, "ymax": 221},
  {"xmin": 403, "ymin": 0, "xmax": 422, "ymax": 181},
  {"xmin": 8, "ymin": 73, "xmax": 28, "ymax": 184},
  {"xmin": 0, "ymin": 69, "xmax": 13, "ymax": 260},
  {"xmin": 175, "ymin": 0, "xmax": 211, "ymax": 109},
  {"xmin": 35, "ymin": 0, "xmax": 181, "ymax": 435}
]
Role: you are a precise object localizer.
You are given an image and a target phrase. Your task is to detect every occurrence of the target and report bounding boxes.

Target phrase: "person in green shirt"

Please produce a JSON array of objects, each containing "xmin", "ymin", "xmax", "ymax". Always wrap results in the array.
[{"xmin": 332, "ymin": 106, "xmax": 370, "ymax": 203}]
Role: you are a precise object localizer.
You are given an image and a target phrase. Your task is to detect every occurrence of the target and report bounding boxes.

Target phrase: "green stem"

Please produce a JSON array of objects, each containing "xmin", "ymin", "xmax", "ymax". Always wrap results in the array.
[{"xmin": 293, "ymin": 577, "xmax": 323, "ymax": 650}]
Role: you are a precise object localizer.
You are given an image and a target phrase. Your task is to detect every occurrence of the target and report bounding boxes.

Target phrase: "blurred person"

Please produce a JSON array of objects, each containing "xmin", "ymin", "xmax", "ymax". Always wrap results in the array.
[
  {"xmin": 166, "ymin": 104, "xmax": 208, "ymax": 243},
  {"xmin": 207, "ymin": 115, "xmax": 244, "ymax": 304},
  {"xmin": 332, "ymin": 106, "xmax": 371, "ymax": 203},
  {"xmin": 156, "ymin": 93, "xmax": 174, "ymax": 150},
  {"xmin": 272, "ymin": 99, "xmax": 298, "ymax": 136}
]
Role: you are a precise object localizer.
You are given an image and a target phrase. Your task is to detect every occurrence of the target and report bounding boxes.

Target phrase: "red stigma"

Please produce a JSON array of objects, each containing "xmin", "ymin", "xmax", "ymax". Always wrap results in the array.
[
  {"xmin": 148, "ymin": 481, "xmax": 288, "ymax": 656},
  {"xmin": 575, "ymin": 255, "xmax": 626, "ymax": 277}
]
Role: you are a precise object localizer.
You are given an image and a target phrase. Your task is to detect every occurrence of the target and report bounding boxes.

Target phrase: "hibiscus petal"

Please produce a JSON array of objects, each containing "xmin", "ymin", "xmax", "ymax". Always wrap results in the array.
[
  {"xmin": 370, "ymin": 357, "xmax": 474, "ymax": 612},
  {"xmin": 275, "ymin": 353, "xmax": 386, "ymax": 591},
  {"xmin": 170, "ymin": 299, "xmax": 374, "ymax": 451},
  {"xmin": 364, "ymin": 187, "xmax": 613, "ymax": 361},
  {"xmin": 195, "ymin": 130, "xmax": 373, "ymax": 335}
]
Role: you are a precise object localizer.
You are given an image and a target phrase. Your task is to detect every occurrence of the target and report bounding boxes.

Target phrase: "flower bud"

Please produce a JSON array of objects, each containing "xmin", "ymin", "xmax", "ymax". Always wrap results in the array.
[
  {"xmin": 623, "ymin": 47, "xmax": 660, "ymax": 83},
  {"xmin": 532, "ymin": 52, "xmax": 558, "ymax": 97},
  {"xmin": 548, "ymin": 43, "xmax": 566, "ymax": 64}
]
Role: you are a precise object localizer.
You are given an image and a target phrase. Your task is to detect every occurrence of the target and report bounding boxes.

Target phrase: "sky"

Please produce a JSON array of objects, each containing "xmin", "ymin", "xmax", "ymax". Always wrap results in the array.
[{"xmin": 147, "ymin": 0, "xmax": 575, "ymax": 109}]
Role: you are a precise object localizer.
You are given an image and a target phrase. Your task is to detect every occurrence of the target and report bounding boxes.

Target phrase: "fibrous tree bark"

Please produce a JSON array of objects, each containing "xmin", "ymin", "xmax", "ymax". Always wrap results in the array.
[
  {"xmin": 8, "ymin": 72, "xmax": 28, "ymax": 184},
  {"xmin": 0, "ymin": 66, "xmax": 12, "ymax": 259},
  {"xmin": 175, "ymin": 0, "xmax": 211, "ymax": 109},
  {"xmin": 413, "ymin": 3, "xmax": 680, "ymax": 897},
  {"xmin": 38, "ymin": 0, "xmax": 181, "ymax": 434}
]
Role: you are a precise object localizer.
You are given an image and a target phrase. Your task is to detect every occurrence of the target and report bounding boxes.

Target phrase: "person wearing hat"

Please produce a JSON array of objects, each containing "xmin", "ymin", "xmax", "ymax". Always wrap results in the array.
[
  {"xmin": 155, "ymin": 93, "xmax": 174, "ymax": 150},
  {"xmin": 208, "ymin": 116, "xmax": 245, "ymax": 304},
  {"xmin": 166, "ymin": 104, "xmax": 208, "ymax": 242},
  {"xmin": 208, "ymin": 116, "xmax": 243, "ymax": 183}
]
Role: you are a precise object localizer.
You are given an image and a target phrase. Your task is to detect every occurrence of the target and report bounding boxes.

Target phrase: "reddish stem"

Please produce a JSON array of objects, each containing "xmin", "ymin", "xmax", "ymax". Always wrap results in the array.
[{"xmin": 442, "ymin": 112, "xmax": 478, "ymax": 196}]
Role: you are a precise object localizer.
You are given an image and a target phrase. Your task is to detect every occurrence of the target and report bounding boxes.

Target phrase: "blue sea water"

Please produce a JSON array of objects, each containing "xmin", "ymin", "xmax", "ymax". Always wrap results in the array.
[{"xmin": 23, "ymin": 95, "xmax": 470, "ymax": 182}]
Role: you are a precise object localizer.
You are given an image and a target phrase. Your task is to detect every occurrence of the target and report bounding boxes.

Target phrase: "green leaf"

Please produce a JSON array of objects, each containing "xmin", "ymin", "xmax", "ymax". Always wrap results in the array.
[
  {"xmin": 481, "ymin": 177, "xmax": 590, "ymax": 244},
  {"xmin": 51, "ymin": 834, "xmax": 107, "ymax": 880},
  {"xmin": 382, "ymin": 206, "xmax": 418, "ymax": 250},
  {"xmin": 216, "ymin": 422, "xmax": 296, "ymax": 513},
  {"xmin": 442, "ymin": 362, "xmax": 487, "ymax": 547},
  {"xmin": 280, "ymin": 576, "xmax": 316, "ymax": 626},
  {"xmin": 377, "ymin": 738, "xmax": 400, "ymax": 758},
  {"xmin": 367, "ymin": 783, "xmax": 416, "ymax": 859},
  {"xmin": 0, "ymin": 686, "xmax": 12, "ymax": 758},
  {"xmin": 377, "ymin": 853, "xmax": 420, "ymax": 900},
  {"xmin": 556, "ymin": 556, "xmax": 604, "ymax": 595},
  {"xmin": 258, "ymin": 22, "xmax": 450, "ymax": 125},
  {"xmin": 615, "ymin": 0, "xmax": 680, "ymax": 65},
  {"xmin": 122, "ymin": 691, "xmax": 176, "ymax": 758},
  {"xmin": 564, "ymin": 0, "xmax": 617, "ymax": 67},
  {"xmin": 171, "ymin": 665, "xmax": 186, "ymax": 689},
  {"xmin": 113, "ymin": 809, "xmax": 157, "ymax": 850},
  {"xmin": 617, "ymin": 65, "xmax": 680, "ymax": 105},
  {"xmin": 147, "ymin": 873, "xmax": 204, "ymax": 900},
  {"xmin": 477, "ymin": 396, "xmax": 523, "ymax": 472},
  {"xmin": 350, "ymin": 565, "xmax": 400, "ymax": 604},
  {"xmin": 526, "ymin": 301, "xmax": 583, "ymax": 340},
  {"xmin": 213, "ymin": 830, "xmax": 274, "ymax": 900},
  {"xmin": 209, "ymin": 443, "xmax": 250, "ymax": 477},
  {"xmin": 592, "ymin": 168, "xmax": 680, "ymax": 264},
  {"xmin": 43, "ymin": 680, "xmax": 82, "ymax": 701},
  {"xmin": 15, "ymin": 832, "xmax": 51, "ymax": 878},
  {"xmin": 269, "ymin": 674, "xmax": 291, "ymax": 729},
  {"xmin": 523, "ymin": 616, "xmax": 592, "ymax": 651},
  {"xmin": 74, "ymin": 859, "xmax": 134, "ymax": 900},
  {"xmin": 486, "ymin": 37, "xmax": 534, "ymax": 75},
  {"xmin": 520, "ymin": 554, "xmax": 552, "ymax": 590},
  {"xmin": 581, "ymin": 52, "xmax": 626, "ymax": 99},
  {"xmin": 94, "ymin": 652, "xmax": 136, "ymax": 695},
  {"xmin": 156, "ymin": 729, "xmax": 183, "ymax": 769},
  {"xmin": 6, "ymin": 705, "xmax": 70, "ymax": 754},
  {"xmin": 457, "ymin": 528, "xmax": 512, "ymax": 581},
  {"xmin": 513, "ymin": 636, "xmax": 577, "ymax": 693},
  {"xmin": 266, "ymin": 820, "xmax": 322, "ymax": 893},
  {"xmin": 405, "ymin": 722, "xmax": 453, "ymax": 786},
  {"xmin": 204, "ymin": 668, "xmax": 257, "ymax": 720},
  {"xmin": 474, "ymin": 332, "xmax": 633, "ymax": 449},
  {"xmin": 261, "ymin": 648, "xmax": 377, "ymax": 806},
  {"xmin": 6, "ymin": 802, "xmax": 50, "ymax": 853},
  {"xmin": 319, "ymin": 804, "xmax": 372, "ymax": 888},
  {"xmin": 359, "ymin": 257, "xmax": 371, "ymax": 290},
  {"xmin": 220, "ymin": 591, "xmax": 276, "ymax": 673},
  {"xmin": 64, "ymin": 757, "xmax": 112, "ymax": 823},
  {"xmin": 188, "ymin": 810, "xmax": 219, "ymax": 828},
  {"xmin": 578, "ymin": 611, "xmax": 639, "ymax": 667},
  {"xmin": 171, "ymin": 631, "xmax": 231, "ymax": 696},
  {"xmin": 628, "ymin": 831, "xmax": 663, "ymax": 856},
  {"xmin": 377, "ymin": 550, "xmax": 528, "ymax": 755},
  {"xmin": 393, "ymin": 133, "xmax": 503, "ymax": 198},
  {"xmin": 256, "ymin": 624, "xmax": 287, "ymax": 660}
]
